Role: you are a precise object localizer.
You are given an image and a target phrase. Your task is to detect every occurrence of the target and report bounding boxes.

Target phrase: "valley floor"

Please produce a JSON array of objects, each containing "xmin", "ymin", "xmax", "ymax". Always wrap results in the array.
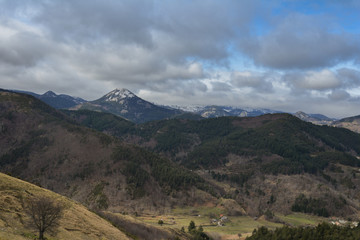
[{"xmin": 132, "ymin": 207, "xmax": 328, "ymax": 239}]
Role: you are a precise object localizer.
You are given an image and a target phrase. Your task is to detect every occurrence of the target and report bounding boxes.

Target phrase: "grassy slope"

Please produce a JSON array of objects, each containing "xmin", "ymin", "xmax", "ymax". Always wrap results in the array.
[{"xmin": 0, "ymin": 172, "xmax": 130, "ymax": 240}]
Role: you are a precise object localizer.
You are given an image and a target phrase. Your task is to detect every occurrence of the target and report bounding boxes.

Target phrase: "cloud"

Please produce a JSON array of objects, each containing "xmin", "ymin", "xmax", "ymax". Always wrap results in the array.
[
  {"xmin": 0, "ymin": 0, "xmax": 266, "ymax": 99},
  {"xmin": 62, "ymin": 44, "xmax": 205, "ymax": 84},
  {"xmin": 152, "ymin": 0, "xmax": 262, "ymax": 64},
  {"xmin": 337, "ymin": 68, "xmax": 360, "ymax": 88},
  {"xmin": 284, "ymin": 68, "xmax": 360, "ymax": 95},
  {"xmin": 20, "ymin": 0, "xmax": 261, "ymax": 64},
  {"xmin": 239, "ymin": 13, "xmax": 360, "ymax": 69},
  {"xmin": 138, "ymin": 79, "xmax": 209, "ymax": 105},
  {"xmin": 231, "ymin": 71, "xmax": 273, "ymax": 92},
  {"xmin": 32, "ymin": 0, "xmax": 155, "ymax": 47},
  {"xmin": 285, "ymin": 69, "xmax": 341, "ymax": 91},
  {"xmin": 0, "ymin": 22, "xmax": 52, "ymax": 67},
  {"xmin": 211, "ymin": 81, "xmax": 232, "ymax": 92},
  {"xmin": 328, "ymin": 90, "xmax": 350, "ymax": 101},
  {"xmin": 0, "ymin": 0, "xmax": 360, "ymax": 118},
  {"xmin": 142, "ymin": 78, "xmax": 208, "ymax": 95}
]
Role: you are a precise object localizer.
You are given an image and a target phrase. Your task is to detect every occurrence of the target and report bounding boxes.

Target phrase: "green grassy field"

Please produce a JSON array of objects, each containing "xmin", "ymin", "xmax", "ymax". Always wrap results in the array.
[
  {"xmin": 276, "ymin": 212, "xmax": 326, "ymax": 226},
  {"xmin": 137, "ymin": 206, "xmax": 328, "ymax": 238}
]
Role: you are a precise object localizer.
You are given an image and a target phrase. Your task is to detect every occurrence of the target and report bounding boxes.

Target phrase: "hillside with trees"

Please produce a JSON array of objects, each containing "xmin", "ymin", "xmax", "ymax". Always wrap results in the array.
[
  {"xmin": 247, "ymin": 223, "xmax": 360, "ymax": 240},
  {"xmin": 0, "ymin": 90, "xmax": 215, "ymax": 214},
  {"xmin": 64, "ymin": 107, "xmax": 360, "ymax": 218},
  {"xmin": 2, "ymin": 90, "xmax": 360, "ymax": 239}
]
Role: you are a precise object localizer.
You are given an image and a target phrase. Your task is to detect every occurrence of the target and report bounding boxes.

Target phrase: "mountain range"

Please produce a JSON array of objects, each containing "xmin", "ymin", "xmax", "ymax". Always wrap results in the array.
[
  {"xmin": 3, "ymin": 90, "xmax": 360, "ymax": 215},
  {"xmin": 331, "ymin": 115, "xmax": 360, "ymax": 133},
  {"xmin": 14, "ymin": 90, "xmax": 86, "ymax": 109},
  {"xmin": 72, "ymin": 88, "xmax": 184, "ymax": 123},
  {"xmin": 15, "ymin": 88, "xmax": 360, "ymax": 130},
  {"xmin": 294, "ymin": 111, "xmax": 336, "ymax": 125},
  {"xmin": 2, "ymin": 89, "xmax": 360, "ymax": 238}
]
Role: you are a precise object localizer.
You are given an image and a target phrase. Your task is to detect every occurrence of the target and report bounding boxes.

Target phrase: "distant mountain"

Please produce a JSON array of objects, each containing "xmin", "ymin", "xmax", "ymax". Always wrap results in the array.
[
  {"xmin": 294, "ymin": 111, "xmax": 335, "ymax": 125},
  {"xmin": 196, "ymin": 105, "xmax": 232, "ymax": 118},
  {"xmin": 332, "ymin": 115, "xmax": 360, "ymax": 133},
  {"xmin": 14, "ymin": 90, "xmax": 87, "ymax": 109},
  {"xmin": 13, "ymin": 88, "xmax": 357, "ymax": 134},
  {"xmin": 74, "ymin": 88, "xmax": 183, "ymax": 123},
  {"xmin": 170, "ymin": 104, "xmax": 282, "ymax": 118}
]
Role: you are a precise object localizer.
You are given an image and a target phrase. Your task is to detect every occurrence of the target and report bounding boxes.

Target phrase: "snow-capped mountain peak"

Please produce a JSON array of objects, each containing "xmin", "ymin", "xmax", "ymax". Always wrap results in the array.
[{"xmin": 104, "ymin": 88, "xmax": 135, "ymax": 102}]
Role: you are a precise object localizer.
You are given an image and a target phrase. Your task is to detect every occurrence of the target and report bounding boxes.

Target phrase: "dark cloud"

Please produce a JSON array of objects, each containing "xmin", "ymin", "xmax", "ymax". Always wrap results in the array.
[
  {"xmin": 0, "ymin": 30, "xmax": 50, "ymax": 67},
  {"xmin": 328, "ymin": 90, "xmax": 350, "ymax": 101},
  {"xmin": 0, "ymin": 0, "xmax": 258, "ymax": 91},
  {"xmin": 33, "ymin": 0, "xmax": 155, "ymax": 47},
  {"xmin": 337, "ymin": 68, "xmax": 360, "ymax": 88},
  {"xmin": 153, "ymin": 0, "xmax": 262, "ymax": 63},
  {"xmin": 21, "ymin": 0, "xmax": 261, "ymax": 64}
]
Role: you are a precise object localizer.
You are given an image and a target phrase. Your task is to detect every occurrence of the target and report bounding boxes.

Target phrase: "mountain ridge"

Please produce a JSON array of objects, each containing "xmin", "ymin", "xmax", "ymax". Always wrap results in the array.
[
  {"xmin": 332, "ymin": 115, "xmax": 360, "ymax": 133},
  {"xmin": 8, "ymin": 88, "xmax": 360, "ymax": 133},
  {"xmin": 74, "ymin": 88, "xmax": 183, "ymax": 123},
  {"xmin": 13, "ymin": 89, "xmax": 86, "ymax": 109},
  {"xmin": 294, "ymin": 111, "xmax": 336, "ymax": 125}
]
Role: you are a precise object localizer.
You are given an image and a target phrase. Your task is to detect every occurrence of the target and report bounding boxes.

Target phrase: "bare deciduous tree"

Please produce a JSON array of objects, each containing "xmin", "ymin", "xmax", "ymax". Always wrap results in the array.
[{"xmin": 26, "ymin": 196, "xmax": 65, "ymax": 240}]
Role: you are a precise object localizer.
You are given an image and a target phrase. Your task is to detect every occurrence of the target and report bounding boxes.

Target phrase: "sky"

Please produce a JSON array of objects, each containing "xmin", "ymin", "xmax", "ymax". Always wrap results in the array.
[{"xmin": 1, "ymin": 0, "xmax": 360, "ymax": 118}]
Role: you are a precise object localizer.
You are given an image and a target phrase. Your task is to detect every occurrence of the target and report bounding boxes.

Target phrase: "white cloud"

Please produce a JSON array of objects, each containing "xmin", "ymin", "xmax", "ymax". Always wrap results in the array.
[
  {"xmin": 291, "ymin": 69, "xmax": 341, "ymax": 90},
  {"xmin": 231, "ymin": 71, "xmax": 274, "ymax": 92}
]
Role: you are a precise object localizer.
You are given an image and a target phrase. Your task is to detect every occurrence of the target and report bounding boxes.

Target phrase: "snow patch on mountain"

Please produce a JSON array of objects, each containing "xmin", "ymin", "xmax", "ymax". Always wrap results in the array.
[
  {"xmin": 104, "ymin": 88, "xmax": 135, "ymax": 102},
  {"xmin": 167, "ymin": 104, "xmax": 282, "ymax": 117},
  {"xmin": 168, "ymin": 105, "xmax": 206, "ymax": 113}
]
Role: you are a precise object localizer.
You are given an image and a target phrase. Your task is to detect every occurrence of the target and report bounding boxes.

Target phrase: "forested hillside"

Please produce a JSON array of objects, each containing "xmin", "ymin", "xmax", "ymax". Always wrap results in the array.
[
  {"xmin": 0, "ymin": 90, "xmax": 214, "ymax": 213},
  {"xmin": 64, "ymin": 108, "xmax": 360, "ymax": 217},
  {"xmin": 2, "ymin": 89, "xmax": 360, "ymax": 222}
]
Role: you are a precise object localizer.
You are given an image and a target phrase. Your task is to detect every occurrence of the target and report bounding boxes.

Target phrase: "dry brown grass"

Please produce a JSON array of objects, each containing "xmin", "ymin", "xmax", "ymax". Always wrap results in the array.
[
  {"xmin": 98, "ymin": 211, "xmax": 190, "ymax": 240},
  {"xmin": 333, "ymin": 121, "xmax": 360, "ymax": 133},
  {"xmin": 0, "ymin": 172, "xmax": 130, "ymax": 240}
]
